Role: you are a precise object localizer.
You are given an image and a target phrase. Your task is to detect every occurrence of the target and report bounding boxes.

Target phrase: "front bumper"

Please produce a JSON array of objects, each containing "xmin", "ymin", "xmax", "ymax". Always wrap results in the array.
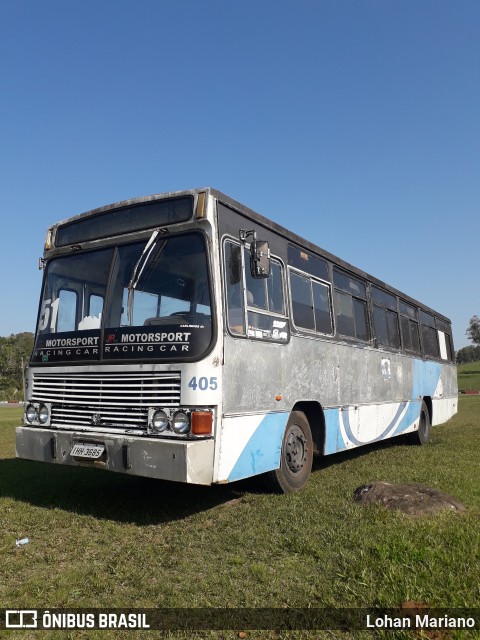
[{"xmin": 15, "ymin": 426, "xmax": 214, "ymax": 485}]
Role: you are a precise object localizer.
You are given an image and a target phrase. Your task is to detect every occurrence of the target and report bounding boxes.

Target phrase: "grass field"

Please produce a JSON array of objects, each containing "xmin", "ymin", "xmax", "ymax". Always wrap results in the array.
[
  {"xmin": 457, "ymin": 362, "xmax": 480, "ymax": 392},
  {"xmin": 1, "ymin": 400, "xmax": 479, "ymax": 639}
]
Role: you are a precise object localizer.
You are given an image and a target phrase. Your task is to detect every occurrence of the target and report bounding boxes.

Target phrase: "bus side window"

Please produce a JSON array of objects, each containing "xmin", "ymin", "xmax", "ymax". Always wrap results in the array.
[
  {"xmin": 333, "ymin": 269, "xmax": 369, "ymax": 341},
  {"xmin": 371, "ymin": 286, "xmax": 401, "ymax": 349},
  {"xmin": 290, "ymin": 272, "xmax": 315, "ymax": 330},
  {"xmin": 267, "ymin": 262, "xmax": 284, "ymax": 314},
  {"xmin": 420, "ymin": 311, "xmax": 440, "ymax": 358},
  {"xmin": 444, "ymin": 332, "xmax": 454, "ymax": 361},
  {"xmin": 372, "ymin": 306, "xmax": 401, "ymax": 349},
  {"xmin": 422, "ymin": 324, "xmax": 440, "ymax": 358},
  {"xmin": 290, "ymin": 270, "xmax": 333, "ymax": 335},
  {"xmin": 244, "ymin": 247, "xmax": 267, "ymax": 309},
  {"xmin": 436, "ymin": 317, "xmax": 454, "ymax": 361},
  {"xmin": 244, "ymin": 247, "xmax": 285, "ymax": 315},
  {"xmin": 224, "ymin": 240, "xmax": 246, "ymax": 335},
  {"xmin": 399, "ymin": 300, "xmax": 420, "ymax": 354},
  {"xmin": 313, "ymin": 281, "xmax": 333, "ymax": 334},
  {"xmin": 334, "ymin": 290, "xmax": 368, "ymax": 339}
]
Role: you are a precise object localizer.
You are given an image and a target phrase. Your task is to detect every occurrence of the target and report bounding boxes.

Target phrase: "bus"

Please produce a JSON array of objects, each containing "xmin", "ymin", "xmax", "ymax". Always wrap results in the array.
[{"xmin": 16, "ymin": 188, "xmax": 458, "ymax": 492}]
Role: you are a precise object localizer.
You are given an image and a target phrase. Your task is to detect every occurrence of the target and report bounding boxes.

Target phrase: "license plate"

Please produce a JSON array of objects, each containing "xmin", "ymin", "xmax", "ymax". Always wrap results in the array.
[{"xmin": 70, "ymin": 442, "xmax": 105, "ymax": 459}]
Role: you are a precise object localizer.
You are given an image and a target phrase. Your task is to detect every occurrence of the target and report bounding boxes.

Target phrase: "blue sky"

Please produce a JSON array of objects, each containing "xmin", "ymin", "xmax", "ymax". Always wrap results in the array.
[{"xmin": 1, "ymin": 0, "xmax": 478, "ymax": 349}]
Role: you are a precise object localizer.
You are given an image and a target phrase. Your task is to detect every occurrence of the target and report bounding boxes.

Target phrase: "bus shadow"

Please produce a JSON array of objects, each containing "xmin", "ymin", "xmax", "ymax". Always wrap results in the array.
[
  {"xmin": 0, "ymin": 458, "xmax": 249, "ymax": 525},
  {"xmin": 0, "ymin": 436, "xmax": 413, "ymax": 523}
]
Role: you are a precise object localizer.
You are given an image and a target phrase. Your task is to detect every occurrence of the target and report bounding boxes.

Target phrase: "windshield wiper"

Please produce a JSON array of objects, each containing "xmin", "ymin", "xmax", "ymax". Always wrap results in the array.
[{"xmin": 126, "ymin": 229, "xmax": 166, "ymax": 326}]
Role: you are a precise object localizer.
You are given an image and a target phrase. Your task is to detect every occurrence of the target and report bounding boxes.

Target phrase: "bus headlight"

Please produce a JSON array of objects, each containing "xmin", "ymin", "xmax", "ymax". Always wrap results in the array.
[
  {"xmin": 38, "ymin": 404, "xmax": 50, "ymax": 424},
  {"xmin": 25, "ymin": 404, "xmax": 37, "ymax": 424},
  {"xmin": 171, "ymin": 411, "xmax": 190, "ymax": 434},
  {"xmin": 152, "ymin": 410, "xmax": 169, "ymax": 433}
]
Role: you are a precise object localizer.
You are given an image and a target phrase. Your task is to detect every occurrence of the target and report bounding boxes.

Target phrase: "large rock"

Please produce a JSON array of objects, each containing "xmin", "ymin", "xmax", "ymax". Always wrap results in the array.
[{"xmin": 353, "ymin": 482, "xmax": 466, "ymax": 516}]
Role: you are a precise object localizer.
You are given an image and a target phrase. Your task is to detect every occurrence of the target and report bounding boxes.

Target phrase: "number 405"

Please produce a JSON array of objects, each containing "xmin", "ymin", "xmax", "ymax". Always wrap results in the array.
[{"xmin": 188, "ymin": 376, "xmax": 218, "ymax": 391}]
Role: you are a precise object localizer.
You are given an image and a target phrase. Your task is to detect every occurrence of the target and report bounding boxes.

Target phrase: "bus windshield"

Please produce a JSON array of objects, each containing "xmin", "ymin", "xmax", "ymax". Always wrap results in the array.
[{"xmin": 32, "ymin": 232, "xmax": 213, "ymax": 363}]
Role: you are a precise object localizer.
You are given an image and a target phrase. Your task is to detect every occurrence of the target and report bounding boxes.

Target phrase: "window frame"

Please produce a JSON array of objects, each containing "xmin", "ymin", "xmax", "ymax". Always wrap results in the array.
[
  {"xmin": 436, "ymin": 317, "xmax": 454, "ymax": 362},
  {"xmin": 399, "ymin": 299, "xmax": 421, "ymax": 355},
  {"xmin": 332, "ymin": 268, "xmax": 370, "ymax": 343},
  {"xmin": 288, "ymin": 266, "xmax": 334, "ymax": 337},
  {"xmin": 371, "ymin": 285, "xmax": 401, "ymax": 351},
  {"xmin": 420, "ymin": 322, "xmax": 440, "ymax": 359},
  {"xmin": 222, "ymin": 236, "xmax": 289, "ymax": 342},
  {"xmin": 418, "ymin": 310, "xmax": 441, "ymax": 360},
  {"xmin": 243, "ymin": 246, "xmax": 285, "ymax": 316}
]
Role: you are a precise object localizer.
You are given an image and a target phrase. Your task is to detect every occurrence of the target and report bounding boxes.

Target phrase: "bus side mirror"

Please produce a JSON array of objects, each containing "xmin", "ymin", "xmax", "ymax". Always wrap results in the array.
[
  {"xmin": 240, "ymin": 229, "xmax": 270, "ymax": 279},
  {"xmin": 250, "ymin": 240, "xmax": 270, "ymax": 279}
]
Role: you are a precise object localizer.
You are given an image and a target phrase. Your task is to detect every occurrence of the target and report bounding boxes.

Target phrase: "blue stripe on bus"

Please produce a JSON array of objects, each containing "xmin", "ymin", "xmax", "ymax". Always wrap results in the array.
[
  {"xmin": 227, "ymin": 412, "xmax": 289, "ymax": 482},
  {"xmin": 324, "ymin": 408, "xmax": 345, "ymax": 454},
  {"xmin": 411, "ymin": 359, "xmax": 442, "ymax": 400}
]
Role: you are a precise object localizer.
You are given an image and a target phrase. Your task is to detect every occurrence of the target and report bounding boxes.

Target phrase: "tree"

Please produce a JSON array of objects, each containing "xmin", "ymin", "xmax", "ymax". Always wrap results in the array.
[
  {"xmin": 466, "ymin": 315, "xmax": 480, "ymax": 345},
  {"xmin": 0, "ymin": 332, "xmax": 34, "ymax": 401},
  {"xmin": 456, "ymin": 345, "xmax": 480, "ymax": 364}
]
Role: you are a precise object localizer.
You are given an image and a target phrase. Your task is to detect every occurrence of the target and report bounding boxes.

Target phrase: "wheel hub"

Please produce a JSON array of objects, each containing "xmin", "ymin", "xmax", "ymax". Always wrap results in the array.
[{"xmin": 285, "ymin": 425, "xmax": 308, "ymax": 473}]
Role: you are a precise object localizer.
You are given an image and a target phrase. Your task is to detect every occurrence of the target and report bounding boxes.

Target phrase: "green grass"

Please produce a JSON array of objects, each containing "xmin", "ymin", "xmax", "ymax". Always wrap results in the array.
[
  {"xmin": 458, "ymin": 361, "xmax": 480, "ymax": 392},
  {"xmin": 1, "ymin": 400, "xmax": 479, "ymax": 640}
]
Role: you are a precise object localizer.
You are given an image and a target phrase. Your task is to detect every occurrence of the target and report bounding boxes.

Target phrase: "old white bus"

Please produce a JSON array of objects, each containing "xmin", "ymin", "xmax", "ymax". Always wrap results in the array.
[{"xmin": 16, "ymin": 188, "xmax": 457, "ymax": 492}]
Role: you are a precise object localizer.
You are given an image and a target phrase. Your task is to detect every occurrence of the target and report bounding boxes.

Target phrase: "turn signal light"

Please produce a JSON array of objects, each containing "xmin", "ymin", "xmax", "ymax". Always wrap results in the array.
[{"xmin": 191, "ymin": 411, "xmax": 212, "ymax": 435}]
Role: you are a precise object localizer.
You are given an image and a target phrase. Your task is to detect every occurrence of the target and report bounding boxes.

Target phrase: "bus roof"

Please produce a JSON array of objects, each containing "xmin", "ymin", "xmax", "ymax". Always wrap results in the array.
[
  {"xmin": 208, "ymin": 188, "xmax": 451, "ymax": 325},
  {"xmin": 49, "ymin": 186, "xmax": 452, "ymax": 325}
]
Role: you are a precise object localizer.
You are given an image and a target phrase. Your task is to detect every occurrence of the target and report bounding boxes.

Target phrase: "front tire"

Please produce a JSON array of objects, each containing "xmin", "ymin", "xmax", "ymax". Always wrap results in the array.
[{"xmin": 267, "ymin": 410, "xmax": 313, "ymax": 493}]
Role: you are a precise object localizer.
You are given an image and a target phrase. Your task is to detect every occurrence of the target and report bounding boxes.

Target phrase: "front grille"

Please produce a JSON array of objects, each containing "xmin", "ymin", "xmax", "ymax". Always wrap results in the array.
[{"xmin": 31, "ymin": 371, "xmax": 181, "ymax": 434}]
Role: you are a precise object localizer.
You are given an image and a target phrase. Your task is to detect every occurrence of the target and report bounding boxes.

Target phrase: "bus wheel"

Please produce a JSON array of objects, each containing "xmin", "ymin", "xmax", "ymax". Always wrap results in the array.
[
  {"xmin": 267, "ymin": 411, "xmax": 313, "ymax": 493},
  {"xmin": 409, "ymin": 401, "xmax": 430, "ymax": 445}
]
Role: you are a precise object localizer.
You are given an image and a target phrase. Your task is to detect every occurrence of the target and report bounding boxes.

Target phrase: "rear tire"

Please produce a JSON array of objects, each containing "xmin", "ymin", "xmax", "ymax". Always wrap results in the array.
[
  {"xmin": 409, "ymin": 400, "xmax": 430, "ymax": 445},
  {"xmin": 266, "ymin": 410, "xmax": 313, "ymax": 493}
]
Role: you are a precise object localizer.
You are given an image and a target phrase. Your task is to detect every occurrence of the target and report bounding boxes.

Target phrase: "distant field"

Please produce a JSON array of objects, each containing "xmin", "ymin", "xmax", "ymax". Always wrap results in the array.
[
  {"xmin": 1, "ymin": 399, "xmax": 479, "ymax": 639},
  {"xmin": 458, "ymin": 361, "xmax": 480, "ymax": 392}
]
